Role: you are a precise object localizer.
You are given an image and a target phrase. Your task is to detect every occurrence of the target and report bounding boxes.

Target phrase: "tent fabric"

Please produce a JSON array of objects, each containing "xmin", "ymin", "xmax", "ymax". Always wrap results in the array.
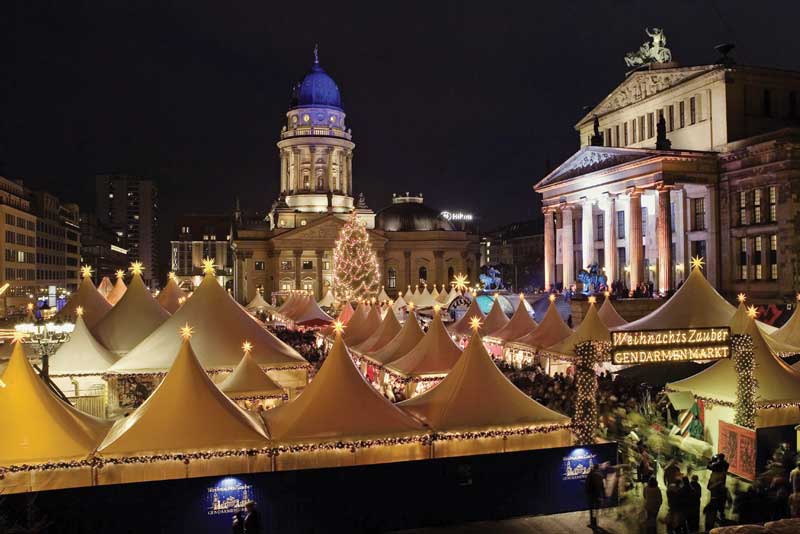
[
  {"xmin": 377, "ymin": 287, "xmax": 391, "ymax": 303},
  {"xmin": 485, "ymin": 298, "xmax": 538, "ymax": 343},
  {"xmin": 598, "ymin": 297, "xmax": 627, "ymax": 328},
  {"xmin": 245, "ymin": 292, "xmax": 270, "ymax": 311},
  {"xmin": 343, "ymin": 305, "xmax": 381, "ymax": 347},
  {"xmin": 317, "ymin": 289, "xmax": 335, "ymax": 308},
  {"xmin": 391, "ymin": 295, "xmax": 407, "ymax": 315},
  {"xmin": 292, "ymin": 298, "xmax": 334, "ymax": 327},
  {"xmin": 49, "ymin": 315, "xmax": 119, "ymax": 376},
  {"xmin": 108, "ymin": 273, "xmax": 305, "ymax": 373},
  {"xmin": 157, "ymin": 277, "xmax": 187, "ymax": 314},
  {"xmin": 412, "ymin": 287, "xmax": 437, "ymax": 309},
  {"xmin": 670, "ymin": 317, "xmax": 800, "ymax": 405},
  {"xmin": 774, "ymin": 304, "xmax": 800, "ymax": 346},
  {"xmin": 385, "ymin": 311, "xmax": 462, "ymax": 377},
  {"xmin": 546, "ymin": 302, "xmax": 610, "ymax": 358},
  {"xmin": 481, "ymin": 298, "xmax": 511, "ymax": 337},
  {"xmin": 430, "ymin": 286, "xmax": 440, "ymax": 301},
  {"xmin": 508, "ymin": 299, "xmax": 573, "ymax": 352},
  {"xmin": 399, "ymin": 332, "xmax": 570, "ymax": 431},
  {"xmin": 352, "ymin": 309, "xmax": 402, "ymax": 354},
  {"xmin": 106, "ymin": 277, "xmax": 127, "ymax": 306},
  {"xmin": 618, "ymin": 266, "xmax": 736, "ymax": 331},
  {"xmin": 262, "ymin": 333, "xmax": 425, "ymax": 441},
  {"xmin": 93, "ymin": 274, "xmax": 170, "ymax": 355},
  {"xmin": 320, "ymin": 302, "xmax": 355, "ymax": 336},
  {"xmin": 730, "ymin": 303, "xmax": 800, "ymax": 355},
  {"xmin": 403, "ymin": 287, "xmax": 415, "ymax": 304},
  {"xmin": 97, "ymin": 277, "xmax": 113, "ymax": 299},
  {"xmin": 219, "ymin": 351, "xmax": 284, "ymax": 399},
  {"xmin": 436, "ymin": 287, "xmax": 450, "ymax": 304},
  {"xmin": 448, "ymin": 296, "xmax": 486, "ymax": 338},
  {"xmin": 0, "ymin": 342, "xmax": 112, "ymax": 465},
  {"xmin": 56, "ymin": 277, "xmax": 112, "ymax": 329},
  {"xmin": 280, "ymin": 294, "xmax": 309, "ymax": 320},
  {"xmin": 366, "ymin": 312, "xmax": 425, "ymax": 366},
  {"xmin": 99, "ymin": 339, "xmax": 268, "ymax": 455}
]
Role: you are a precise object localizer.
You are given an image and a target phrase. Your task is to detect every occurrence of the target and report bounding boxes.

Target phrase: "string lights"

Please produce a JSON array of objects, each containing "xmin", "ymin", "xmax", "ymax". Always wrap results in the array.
[
  {"xmin": 332, "ymin": 212, "xmax": 380, "ymax": 302},
  {"xmin": 732, "ymin": 333, "xmax": 757, "ymax": 429},
  {"xmin": 574, "ymin": 340, "xmax": 606, "ymax": 444}
]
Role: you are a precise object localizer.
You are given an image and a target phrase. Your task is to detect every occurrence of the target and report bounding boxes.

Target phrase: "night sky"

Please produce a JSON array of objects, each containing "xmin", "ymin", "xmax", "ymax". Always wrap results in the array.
[{"xmin": 4, "ymin": 1, "xmax": 799, "ymax": 247}]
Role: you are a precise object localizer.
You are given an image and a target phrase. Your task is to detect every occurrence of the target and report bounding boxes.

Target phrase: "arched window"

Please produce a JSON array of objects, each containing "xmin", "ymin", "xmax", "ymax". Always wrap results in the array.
[
  {"xmin": 418, "ymin": 266, "xmax": 427, "ymax": 283},
  {"xmin": 302, "ymin": 168, "xmax": 310, "ymax": 190},
  {"xmin": 387, "ymin": 267, "xmax": 397, "ymax": 289},
  {"xmin": 447, "ymin": 266, "xmax": 454, "ymax": 282}
]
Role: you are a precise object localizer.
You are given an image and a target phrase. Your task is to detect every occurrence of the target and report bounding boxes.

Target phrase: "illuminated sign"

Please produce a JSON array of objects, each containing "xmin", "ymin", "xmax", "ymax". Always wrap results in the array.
[
  {"xmin": 562, "ymin": 448, "xmax": 596, "ymax": 481},
  {"xmin": 611, "ymin": 327, "xmax": 731, "ymax": 365},
  {"xmin": 206, "ymin": 477, "xmax": 254, "ymax": 516},
  {"xmin": 440, "ymin": 211, "xmax": 473, "ymax": 222}
]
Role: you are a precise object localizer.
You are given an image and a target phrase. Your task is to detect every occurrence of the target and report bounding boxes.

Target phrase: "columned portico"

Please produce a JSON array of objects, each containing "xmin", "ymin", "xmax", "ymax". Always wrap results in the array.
[
  {"xmin": 656, "ymin": 185, "xmax": 673, "ymax": 293},
  {"xmin": 315, "ymin": 249, "xmax": 325, "ymax": 298},
  {"xmin": 627, "ymin": 189, "xmax": 643, "ymax": 291},
  {"xmin": 581, "ymin": 199, "xmax": 595, "ymax": 270},
  {"xmin": 561, "ymin": 205, "xmax": 574, "ymax": 287},
  {"xmin": 543, "ymin": 208, "xmax": 556, "ymax": 290},
  {"xmin": 293, "ymin": 249, "xmax": 303, "ymax": 289},
  {"xmin": 602, "ymin": 194, "xmax": 616, "ymax": 283}
]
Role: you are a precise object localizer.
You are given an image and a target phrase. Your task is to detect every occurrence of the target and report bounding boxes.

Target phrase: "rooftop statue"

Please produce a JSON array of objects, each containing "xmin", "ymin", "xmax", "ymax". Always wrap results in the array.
[{"xmin": 624, "ymin": 28, "xmax": 672, "ymax": 67}]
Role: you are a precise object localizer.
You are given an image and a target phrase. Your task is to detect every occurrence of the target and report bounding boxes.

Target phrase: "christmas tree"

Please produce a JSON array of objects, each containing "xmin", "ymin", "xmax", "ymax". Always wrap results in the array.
[{"xmin": 333, "ymin": 212, "xmax": 381, "ymax": 303}]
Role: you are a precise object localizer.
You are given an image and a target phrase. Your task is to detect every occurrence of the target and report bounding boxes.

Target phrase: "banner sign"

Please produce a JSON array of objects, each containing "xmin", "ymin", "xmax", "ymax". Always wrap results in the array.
[
  {"xmin": 718, "ymin": 420, "xmax": 756, "ymax": 481},
  {"xmin": 611, "ymin": 327, "xmax": 731, "ymax": 365}
]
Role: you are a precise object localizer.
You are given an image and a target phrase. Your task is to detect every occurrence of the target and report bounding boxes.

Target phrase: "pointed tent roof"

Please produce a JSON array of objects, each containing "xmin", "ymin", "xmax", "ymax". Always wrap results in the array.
[
  {"xmin": 403, "ymin": 286, "xmax": 415, "ymax": 303},
  {"xmin": 157, "ymin": 276, "xmax": 187, "ymax": 314},
  {"xmin": 482, "ymin": 297, "xmax": 511, "ymax": 337},
  {"xmin": 277, "ymin": 292, "xmax": 296, "ymax": 314},
  {"xmin": 386, "ymin": 310, "xmax": 462, "ymax": 377},
  {"xmin": 106, "ymin": 276, "xmax": 127, "ymax": 306},
  {"xmin": 436, "ymin": 286, "xmax": 450, "ymax": 304},
  {"xmin": 391, "ymin": 294, "xmax": 407, "ymax": 314},
  {"xmin": 509, "ymin": 297, "xmax": 573, "ymax": 351},
  {"xmin": 485, "ymin": 296, "xmax": 538, "ymax": 343},
  {"xmin": 399, "ymin": 332, "xmax": 570, "ymax": 431},
  {"xmin": 281, "ymin": 293, "xmax": 310, "ymax": 320},
  {"xmin": 246, "ymin": 291, "xmax": 270, "ymax": 311},
  {"xmin": 262, "ymin": 332, "xmax": 425, "ymax": 441},
  {"xmin": 598, "ymin": 295, "xmax": 627, "ymax": 328},
  {"xmin": 377, "ymin": 287, "xmax": 390, "ymax": 303},
  {"xmin": 321, "ymin": 301, "xmax": 355, "ymax": 336},
  {"xmin": 108, "ymin": 273, "xmax": 305, "ymax": 373},
  {"xmin": 97, "ymin": 276, "xmax": 113, "ymax": 298},
  {"xmin": 93, "ymin": 273, "xmax": 170, "ymax": 355},
  {"xmin": 448, "ymin": 295, "xmax": 486, "ymax": 337},
  {"xmin": 412, "ymin": 287, "xmax": 421, "ymax": 300},
  {"xmin": 100, "ymin": 338, "xmax": 268, "ymax": 455},
  {"xmin": 318, "ymin": 289, "xmax": 335, "ymax": 308},
  {"xmin": 670, "ymin": 316, "xmax": 800, "ymax": 405},
  {"xmin": 413, "ymin": 286, "xmax": 437, "ymax": 308},
  {"xmin": 774, "ymin": 298, "xmax": 800, "ymax": 346},
  {"xmin": 430, "ymin": 285, "xmax": 440, "ymax": 300},
  {"xmin": 49, "ymin": 315, "xmax": 119, "ymax": 376},
  {"xmin": 292, "ymin": 297, "xmax": 334, "ymax": 327},
  {"xmin": 618, "ymin": 265, "xmax": 736, "ymax": 331},
  {"xmin": 366, "ymin": 311, "xmax": 425, "ymax": 366},
  {"xmin": 729, "ymin": 301, "xmax": 800, "ymax": 356},
  {"xmin": 546, "ymin": 300, "xmax": 610, "ymax": 358},
  {"xmin": 343, "ymin": 304, "xmax": 381, "ymax": 346},
  {"xmin": 0, "ymin": 342, "xmax": 112, "ymax": 464},
  {"xmin": 352, "ymin": 308, "xmax": 402, "ymax": 354},
  {"xmin": 219, "ymin": 350, "xmax": 284, "ymax": 399},
  {"xmin": 56, "ymin": 276, "xmax": 112, "ymax": 329},
  {"xmin": 443, "ymin": 287, "xmax": 460, "ymax": 306}
]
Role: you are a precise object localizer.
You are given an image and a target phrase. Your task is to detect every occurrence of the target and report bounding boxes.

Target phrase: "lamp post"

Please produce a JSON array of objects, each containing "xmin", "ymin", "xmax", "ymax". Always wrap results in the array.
[{"xmin": 15, "ymin": 319, "xmax": 74, "ymax": 401}]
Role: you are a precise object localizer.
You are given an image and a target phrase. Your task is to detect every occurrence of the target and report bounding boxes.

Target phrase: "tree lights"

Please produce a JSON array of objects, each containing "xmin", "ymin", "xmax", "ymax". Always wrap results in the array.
[
  {"xmin": 332, "ymin": 213, "xmax": 380, "ymax": 303},
  {"xmin": 732, "ymin": 333, "xmax": 757, "ymax": 429}
]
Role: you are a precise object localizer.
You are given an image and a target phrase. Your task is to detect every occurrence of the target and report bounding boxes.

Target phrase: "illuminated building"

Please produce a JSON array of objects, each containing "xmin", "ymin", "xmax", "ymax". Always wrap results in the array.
[
  {"xmin": 232, "ymin": 50, "xmax": 479, "ymax": 301},
  {"xmin": 170, "ymin": 214, "xmax": 233, "ymax": 291},
  {"xmin": 79, "ymin": 212, "xmax": 129, "ymax": 281}
]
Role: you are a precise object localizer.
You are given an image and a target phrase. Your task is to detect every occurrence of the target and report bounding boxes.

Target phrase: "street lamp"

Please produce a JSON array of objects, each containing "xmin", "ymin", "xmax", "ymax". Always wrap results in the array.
[{"xmin": 15, "ymin": 318, "xmax": 74, "ymax": 400}]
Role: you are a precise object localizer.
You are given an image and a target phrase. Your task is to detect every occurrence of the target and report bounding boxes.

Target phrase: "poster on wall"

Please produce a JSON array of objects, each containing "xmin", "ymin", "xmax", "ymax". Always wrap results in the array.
[{"xmin": 718, "ymin": 421, "xmax": 756, "ymax": 481}]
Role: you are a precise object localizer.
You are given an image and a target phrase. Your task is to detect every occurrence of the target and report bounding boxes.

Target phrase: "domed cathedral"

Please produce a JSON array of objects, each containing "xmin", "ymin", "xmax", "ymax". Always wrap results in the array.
[{"xmin": 231, "ymin": 49, "xmax": 479, "ymax": 303}]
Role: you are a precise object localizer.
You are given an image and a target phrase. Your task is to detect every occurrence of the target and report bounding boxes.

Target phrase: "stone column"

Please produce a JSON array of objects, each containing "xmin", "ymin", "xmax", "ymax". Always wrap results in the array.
[
  {"xmin": 561, "ymin": 205, "xmax": 574, "ymax": 287},
  {"xmin": 628, "ymin": 189, "xmax": 643, "ymax": 290},
  {"xmin": 267, "ymin": 250, "xmax": 279, "ymax": 296},
  {"xmin": 581, "ymin": 198, "xmax": 595, "ymax": 270},
  {"xmin": 315, "ymin": 249, "xmax": 324, "ymax": 298},
  {"xmin": 403, "ymin": 250, "xmax": 412, "ymax": 288},
  {"xmin": 347, "ymin": 153, "xmax": 353, "ymax": 195},
  {"xmin": 280, "ymin": 150, "xmax": 287, "ymax": 193},
  {"xmin": 602, "ymin": 194, "xmax": 617, "ymax": 284},
  {"xmin": 434, "ymin": 250, "xmax": 445, "ymax": 286},
  {"xmin": 327, "ymin": 148, "xmax": 335, "ymax": 191},
  {"xmin": 309, "ymin": 146, "xmax": 317, "ymax": 192},
  {"xmin": 292, "ymin": 149, "xmax": 300, "ymax": 193},
  {"xmin": 543, "ymin": 208, "xmax": 556, "ymax": 290},
  {"xmin": 706, "ymin": 184, "xmax": 719, "ymax": 287},
  {"xmin": 293, "ymin": 249, "xmax": 303, "ymax": 289},
  {"xmin": 656, "ymin": 185, "xmax": 673, "ymax": 294}
]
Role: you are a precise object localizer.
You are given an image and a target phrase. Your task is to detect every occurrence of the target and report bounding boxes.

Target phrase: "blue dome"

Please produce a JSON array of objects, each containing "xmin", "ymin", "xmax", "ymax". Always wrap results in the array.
[{"xmin": 292, "ymin": 56, "xmax": 343, "ymax": 111}]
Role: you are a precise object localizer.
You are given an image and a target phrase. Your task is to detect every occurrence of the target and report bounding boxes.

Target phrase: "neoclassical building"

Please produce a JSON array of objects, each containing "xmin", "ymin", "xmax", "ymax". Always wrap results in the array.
[
  {"xmin": 535, "ymin": 32, "xmax": 800, "ymax": 301},
  {"xmin": 231, "ymin": 51, "xmax": 479, "ymax": 302}
]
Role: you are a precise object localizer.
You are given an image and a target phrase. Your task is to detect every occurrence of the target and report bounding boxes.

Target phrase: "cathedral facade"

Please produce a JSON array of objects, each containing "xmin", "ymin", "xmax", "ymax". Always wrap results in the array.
[{"xmin": 231, "ymin": 52, "xmax": 480, "ymax": 303}]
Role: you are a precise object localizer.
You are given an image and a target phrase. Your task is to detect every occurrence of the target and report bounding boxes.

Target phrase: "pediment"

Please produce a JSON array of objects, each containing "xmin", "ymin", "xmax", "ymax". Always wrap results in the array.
[
  {"xmin": 536, "ymin": 147, "xmax": 653, "ymax": 190},
  {"xmin": 270, "ymin": 215, "xmax": 387, "ymax": 245},
  {"xmin": 578, "ymin": 65, "xmax": 718, "ymax": 124}
]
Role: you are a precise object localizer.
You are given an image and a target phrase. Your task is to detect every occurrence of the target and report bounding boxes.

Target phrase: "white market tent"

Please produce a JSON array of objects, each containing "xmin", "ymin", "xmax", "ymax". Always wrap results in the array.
[
  {"xmin": 403, "ymin": 286, "xmax": 415, "ymax": 304},
  {"xmin": 545, "ymin": 300, "xmax": 610, "ymax": 359},
  {"xmin": 0, "ymin": 341, "xmax": 112, "ymax": 479},
  {"xmin": 318, "ymin": 289, "xmax": 335, "ymax": 308},
  {"xmin": 448, "ymin": 295, "xmax": 486, "ymax": 338},
  {"xmin": 597, "ymin": 296, "xmax": 627, "ymax": 328},
  {"xmin": 364, "ymin": 311, "xmax": 425, "ymax": 367},
  {"xmin": 774, "ymin": 300, "xmax": 800, "ymax": 347},
  {"xmin": 93, "ymin": 272, "xmax": 170, "ymax": 355},
  {"xmin": 412, "ymin": 286, "xmax": 437, "ymax": 309},
  {"xmin": 99, "ymin": 337, "xmax": 268, "ymax": 459},
  {"xmin": 352, "ymin": 309, "xmax": 402, "ymax": 354},
  {"xmin": 105, "ymin": 275, "xmax": 127, "ymax": 306},
  {"xmin": 399, "ymin": 331, "xmax": 572, "ymax": 455},
  {"xmin": 377, "ymin": 286, "xmax": 391, "ymax": 303},
  {"xmin": 730, "ymin": 300, "xmax": 800, "ymax": 356},
  {"xmin": 157, "ymin": 276, "xmax": 187, "ymax": 314},
  {"xmin": 485, "ymin": 296, "xmax": 538, "ymax": 344},
  {"xmin": 391, "ymin": 294, "xmax": 407, "ymax": 316},
  {"xmin": 343, "ymin": 304, "xmax": 381, "ymax": 347},
  {"xmin": 246, "ymin": 291, "xmax": 271, "ymax": 312},
  {"xmin": 49, "ymin": 313, "xmax": 119, "ymax": 392},
  {"xmin": 430, "ymin": 285, "xmax": 440, "ymax": 301},
  {"xmin": 97, "ymin": 276, "xmax": 113, "ymax": 299},
  {"xmin": 56, "ymin": 275, "xmax": 113, "ymax": 329},
  {"xmin": 290, "ymin": 297, "xmax": 334, "ymax": 328},
  {"xmin": 668, "ymin": 316, "xmax": 800, "ymax": 451},
  {"xmin": 504, "ymin": 297, "xmax": 573, "ymax": 369},
  {"xmin": 481, "ymin": 297, "xmax": 511, "ymax": 337},
  {"xmin": 219, "ymin": 349, "xmax": 285, "ymax": 405},
  {"xmin": 107, "ymin": 272, "xmax": 308, "ymax": 389}
]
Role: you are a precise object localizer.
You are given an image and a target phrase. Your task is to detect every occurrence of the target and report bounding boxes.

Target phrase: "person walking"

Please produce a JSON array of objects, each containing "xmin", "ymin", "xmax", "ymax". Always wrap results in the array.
[
  {"xmin": 687, "ymin": 475, "xmax": 702, "ymax": 532},
  {"xmin": 643, "ymin": 476, "xmax": 662, "ymax": 534},
  {"xmin": 585, "ymin": 464, "xmax": 605, "ymax": 532},
  {"xmin": 244, "ymin": 501, "xmax": 262, "ymax": 534},
  {"xmin": 232, "ymin": 511, "xmax": 245, "ymax": 534},
  {"xmin": 666, "ymin": 479, "xmax": 686, "ymax": 534}
]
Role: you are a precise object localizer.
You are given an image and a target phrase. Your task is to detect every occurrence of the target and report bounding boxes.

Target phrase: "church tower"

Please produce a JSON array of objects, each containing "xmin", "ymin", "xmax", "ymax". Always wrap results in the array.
[{"xmin": 272, "ymin": 47, "xmax": 373, "ymax": 229}]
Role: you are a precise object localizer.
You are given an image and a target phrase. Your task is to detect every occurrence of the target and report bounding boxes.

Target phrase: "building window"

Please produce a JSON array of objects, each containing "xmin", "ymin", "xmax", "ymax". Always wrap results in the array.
[
  {"xmin": 254, "ymin": 261, "xmax": 265, "ymax": 271},
  {"xmin": 623, "ymin": 122, "xmax": 628, "ymax": 146},
  {"xmin": 616, "ymin": 211, "xmax": 625, "ymax": 239},
  {"xmin": 739, "ymin": 191, "xmax": 748, "ymax": 226},
  {"xmin": 768, "ymin": 186, "xmax": 777, "ymax": 222},
  {"xmin": 689, "ymin": 96, "xmax": 697, "ymax": 125},
  {"xmin": 738, "ymin": 238, "xmax": 748, "ymax": 280},
  {"xmin": 753, "ymin": 236, "xmax": 763, "ymax": 280},
  {"xmin": 647, "ymin": 113, "xmax": 654, "ymax": 138},
  {"xmin": 679, "ymin": 101, "xmax": 685, "ymax": 128},
  {"xmin": 631, "ymin": 119, "xmax": 637, "ymax": 143},
  {"xmin": 769, "ymin": 234, "xmax": 778, "ymax": 280},
  {"xmin": 302, "ymin": 260, "xmax": 313, "ymax": 270},
  {"xmin": 595, "ymin": 213, "xmax": 604, "ymax": 241},
  {"xmin": 418, "ymin": 266, "xmax": 427, "ymax": 283},
  {"xmin": 387, "ymin": 267, "xmax": 397, "ymax": 289},
  {"xmin": 280, "ymin": 281, "xmax": 292, "ymax": 291},
  {"xmin": 280, "ymin": 260, "xmax": 293, "ymax": 271},
  {"xmin": 691, "ymin": 198, "xmax": 706, "ymax": 231},
  {"xmin": 763, "ymin": 89, "xmax": 772, "ymax": 116},
  {"xmin": 323, "ymin": 260, "xmax": 331, "ymax": 270},
  {"xmin": 573, "ymin": 217, "xmax": 582, "ymax": 245},
  {"xmin": 302, "ymin": 280, "xmax": 314, "ymax": 292},
  {"xmin": 638, "ymin": 116, "xmax": 645, "ymax": 141},
  {"xmin": 753, "ymin": 189, "xmax": 762, "ymax": 224},
  {"xmin": 614, "ymin": 125, "xmax": 620, "ymax": 147},
  {"xmin": 668, "ymin": 105, "xmax": 675, "ymax": 131}
]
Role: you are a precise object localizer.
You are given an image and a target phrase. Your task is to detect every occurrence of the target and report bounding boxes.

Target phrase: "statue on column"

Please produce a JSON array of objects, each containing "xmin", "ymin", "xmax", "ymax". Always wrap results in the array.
[
  {"xmin": 656, "ymin": 112, "xmax": 672, "ymax": 150},
  {"xmin": 590, "ymin": 116, "xmax": 604, "ymax": 146}
]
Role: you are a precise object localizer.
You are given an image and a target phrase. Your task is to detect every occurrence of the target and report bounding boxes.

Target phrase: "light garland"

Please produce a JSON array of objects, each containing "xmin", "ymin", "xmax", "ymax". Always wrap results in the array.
[
  {"xmin": 573, "ymin": 340, "xmax": 605, "ymax": 444},
  {"xmin": 332, "ymin": 212, "xmax": 380, "ymax": 303},
  {"xmin": 732, "ymin": 333, "xmax": 757, "ymax": 429}
]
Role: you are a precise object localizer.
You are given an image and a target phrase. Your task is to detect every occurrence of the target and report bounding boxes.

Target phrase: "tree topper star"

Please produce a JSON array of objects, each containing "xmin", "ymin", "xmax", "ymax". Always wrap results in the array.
[
  {"xmin": 588, "ymin": 296, "xmax": 597, "ymax": 304},
  {"xmin": 115, "ymin": 269, "xmax": 125, "ymax": 279},
  {"xmin": 76, "ymin": 306, "xmax": 84, "ymax": 317},
  {"xmin": 179, "ymin": 323, "xmax": 195, "ymax": 340},
  {"xmin": 80, "ymin": 265, "xmax": 93, "ymax": 279},
  {"xmin": 129, "ymin": 261, "xmax": 145, "ymax": 276},
  {"xmin": 690, "ymin": 256, "xmax": 705, "ymax": 270}
]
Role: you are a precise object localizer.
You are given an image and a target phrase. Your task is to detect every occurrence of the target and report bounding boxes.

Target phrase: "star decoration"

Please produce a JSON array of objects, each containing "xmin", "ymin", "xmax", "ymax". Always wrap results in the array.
[
  {"xmin": 407, "ymin": 302, "xmax": 415, "ymax": 311},
  {"xmin": 332, "ymin": 320, "xmax": 346, "ymax": 335},
  {"xmin": 433, "ymin": 303, "xmax": 441, "ymax": 313},
  {"xmin": 26, "ymin": 302, "xmax": 34, "ymax": 312},
  {"xmin": 76, "ymin": 306, "xmax": 84, "ymax": 317},
  {"xmin": 452, "ymin": 273, "xmax": 469, "ymax": 293},
  {"xmin": 201, "ymin": 258, "xmax": 216, "ymax": 275},
  {"xmin": 169, "ymin": 271, "xmax": 177, "ymax": 282},
  {"xmin": 746, "ymin": 305, "xmax": 759, "ymax": 319},
  {"xmin": 80, "ymin": 265, "xmax": 93, "ymax": 279},
  {"xmin": 12, "ymin": 331, "xmax": 27, "ymax": 343},
  {"xmin": 548, "ymin": 294, "xmax": 556, "ymax": 303},
  {"xmin": 179, "ymin": 323, "xmax": 195, "ymax": 340},
  {"xmin": 588, "ymin": 296, "xmax": 597, "ymax": 304},
  {"xmin": 129, "ymin": 261, "xmax": 145, "ymax": 276},
  {"xmin": 737, "ymin": 293, "xmax": 747, "ymax": 304},
  {"xmin": 469, "ymin": 316, "xmax": 482, "ymax": 333},
  {"xmin": 115, "ymin": 269, "xmax": 125, "ymax": 280},
  {"xmin": 241, "ymin": 340, "xmax": 253, "ymax": 354},
  {"xmin": 690, "ymin": 256, "xmax": 705, "ymax": 270},
  {"xmin": 604, "ymin": 290, "xmax": 610, "ymax": 298}
]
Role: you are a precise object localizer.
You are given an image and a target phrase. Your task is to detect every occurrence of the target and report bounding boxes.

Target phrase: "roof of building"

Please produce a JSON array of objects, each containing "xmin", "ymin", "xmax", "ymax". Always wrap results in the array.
[
  {"xmin": 375, "ymin": 196, "xmax": 454, "ymax": 232},
  {"xmin": 290, "ymin": 52, "xmax": 343, "ymax": 111}
]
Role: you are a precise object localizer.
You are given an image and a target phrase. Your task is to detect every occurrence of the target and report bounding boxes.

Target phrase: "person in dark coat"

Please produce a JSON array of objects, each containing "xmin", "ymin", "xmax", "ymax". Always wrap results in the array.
[
  {"xmin": 687, "ymin": 475, "xmax": 702, "ymax": 532},
  {"xmin": 232, "ymin": 511, "xmax": 245, "ymax": 534},
  {"xmin": 585, "ymin": 464, "xmax": 605, "ymax": 531},
  {"xmin": 243, "ymin": 501, "xmax": 262, "ymax": 534},
  {"xmin": 643, "ymin": 476, "xmax": 662, "ymax": 534}
]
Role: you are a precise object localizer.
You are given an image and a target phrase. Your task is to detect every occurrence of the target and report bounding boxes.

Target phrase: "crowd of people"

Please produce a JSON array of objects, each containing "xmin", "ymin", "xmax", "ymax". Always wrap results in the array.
[{"xmin": 269, "ymin": 327, "xmax": 325, "ymax": 363}]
